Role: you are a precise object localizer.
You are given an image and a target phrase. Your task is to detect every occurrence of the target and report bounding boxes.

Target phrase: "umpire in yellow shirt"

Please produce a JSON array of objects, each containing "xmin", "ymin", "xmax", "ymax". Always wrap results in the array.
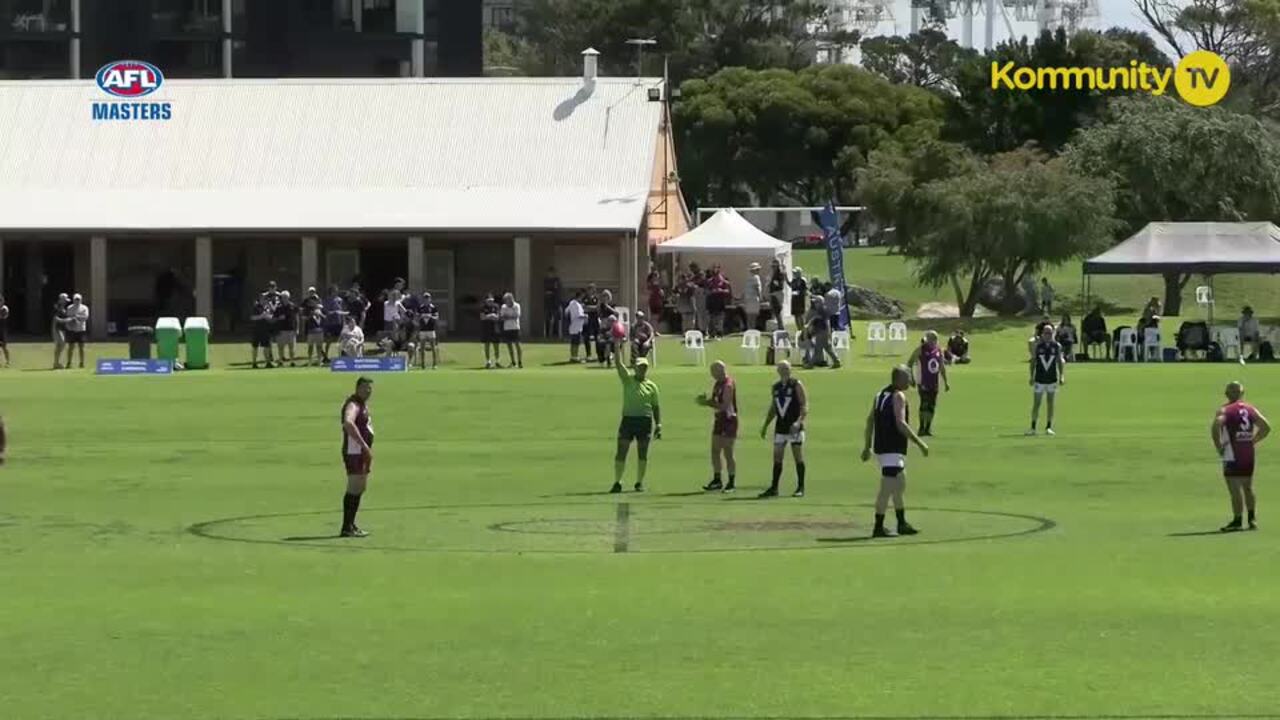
[{"xmin": 611, "ymin": 349, "xmax": 661, "ymax": 493}]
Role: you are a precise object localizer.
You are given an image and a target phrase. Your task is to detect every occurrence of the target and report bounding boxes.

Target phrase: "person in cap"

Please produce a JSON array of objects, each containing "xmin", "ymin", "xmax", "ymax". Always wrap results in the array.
[
  {"xmin": 788, "ymin": 267, "xmax": 808, "ymax": 323},
  {"xmin": 767, "ymin": 259, "xmax": 787, "ymax": 331},
  {"xmin": 630, "ymin": 310, "xmax": 656, "ymax": 366},
  {"xmin": 861, "ymin": 365, "xmax": 929, "ymax": 537},
  {"xmin": 65, "ymin": 293, "xmax": 90, "ymax": 369},
  {"xmin": 51, "ymin": 292, "xmax": 70, "ymax": 369},
  {"xmin": 610, "ymin": 348, "xmax": 661, "ymax": 494},
  {"xmin": 744, "ymin": 262, "xmax": 764, "ymax": 332}
]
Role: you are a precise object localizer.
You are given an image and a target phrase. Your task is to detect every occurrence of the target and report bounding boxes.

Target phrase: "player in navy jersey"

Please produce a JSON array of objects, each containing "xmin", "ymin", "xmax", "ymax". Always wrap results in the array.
[
  {"xmin": 416, "ymin": 293, "xmax": 440, "ymax": 369},
  {"xmin": 861, "ymin": 366, "xmax": 929, "ymax": 537},
  {"xmin": 339, "ymin": 377, "xmax": 375, "ymax": 537},
  {"xmin": 907, "ymin": 330, "xmax": 950, "ymax": 436},
  {"xmin": 1212, "ymin": 381, "xmax": 1271, "ymax": 532},
  {"xmin": 1027, "ymin": 324, "xmax": 1065, "ymax": 436},
  {"xmin": 758, "ymin": 361, "xmax": 808, "ymax": 498}
]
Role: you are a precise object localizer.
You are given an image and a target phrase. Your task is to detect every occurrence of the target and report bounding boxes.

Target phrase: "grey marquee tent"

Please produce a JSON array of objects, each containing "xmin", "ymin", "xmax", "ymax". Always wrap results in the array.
[{"xmin": 1084, "ymin": 222, "xmax": 1280, "ymax": 275}]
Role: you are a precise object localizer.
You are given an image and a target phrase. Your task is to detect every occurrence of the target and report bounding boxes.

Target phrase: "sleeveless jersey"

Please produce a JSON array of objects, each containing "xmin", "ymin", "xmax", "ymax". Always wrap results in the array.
[
  {"xmin": 1220, "ymin": 401, "xmax": 1260, "ymax": 468},
  {"xmin": 771, "ymin": 379, "xmax": 803, "ymax": 434},
  {"xmin": 918, "ymin": 344, "xmax": 944, "ymax": 391},
  {"xmin": 1033, "ymin": 341, "xmax": 1063, "ymax": 384},
  {"xmin": 341, "ymin": 395, "xmax": 374, "ymax": 456},
  {"xmin": 873, "ymin": 385, "xmax": 909, "ymax": 455},
  {"xmin": 713, "ymin": 377, "xmax": 738, "ymax": 419}
]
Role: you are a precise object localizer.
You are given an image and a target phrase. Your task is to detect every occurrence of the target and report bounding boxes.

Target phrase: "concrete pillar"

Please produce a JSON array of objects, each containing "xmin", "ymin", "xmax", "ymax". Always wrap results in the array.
[
  {"xmin": 351, "ymin": 0, "xmax": 362, "ymax": 32},
  {"xmin": 514, "ymin": 236, "xmax": 531, "ymax": 330},
  {"xmin": 25, "ymin": 243, "xmax": 43, "ymax": 333},
  {"xmin": 301, "ymin": 236, "xmax": 318, "ymax": 293},
  {"xmin": 407, "ymin": 236, "xmax": 425, "ymax": 292},
  {"xmin": 89, "ymin": 236, "xmax": 107, "ymax": 339},
  {"xmin": 411, "ymin": 0, "xmax": 425, "ymax": 76},
  {"xmin": 0, "ymin": 237, "xmax": 5, "ymax": 296},
  {"xmin": 70, "ymin": 0, "xmax": 81, "ymax": 78},
  {"xmin": 619, "ymin": 234, "xmax": 637, "ymax": 316},
  {"xmin": 222, "ymin": 0, "xmax": 233, "ymax": 77},
  {"xmin": 195, "ymin": 236, "xmax": 212, "ymax": 319}
]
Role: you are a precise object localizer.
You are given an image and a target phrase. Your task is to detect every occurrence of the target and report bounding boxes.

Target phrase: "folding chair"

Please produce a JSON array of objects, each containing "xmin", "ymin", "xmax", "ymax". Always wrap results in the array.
[
  {"xmin": 740, "ymin": 330, "xmax": 762, "ymax": 364},
  {"xmin": 683, "ymin": 330, "xmax": 706, "ymax": 366},
  {"xmin": 831, "ymin": 330, "xmax": 851, "ymax": 363},
  {"xmin": 1142, "ymin": 327, "xmax": 1162, "ymax": 362},
  {"xmin": 888, "ymin": 322, "xmax": 909, "ymax": 355},
  {"xmin": 866, "ymin": 322, "xmax": 887, "ymax": 355},
  {"xmin": 772, "ymin": 330, "xmax": 794, "ymax": 363},
  {"xmin": 1115, "ymin": 328, "xmax": 1138, "ymax": 362},
  {"xmin": 1216, "ymin": 327, "xmax": 1241, "ymax": 360}
]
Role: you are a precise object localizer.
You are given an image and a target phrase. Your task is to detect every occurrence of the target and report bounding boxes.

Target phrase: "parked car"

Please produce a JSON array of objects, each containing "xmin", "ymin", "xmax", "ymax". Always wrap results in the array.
[{"xmin": 788, "ymin": 233, "xmax": 824, "ymax": 247}]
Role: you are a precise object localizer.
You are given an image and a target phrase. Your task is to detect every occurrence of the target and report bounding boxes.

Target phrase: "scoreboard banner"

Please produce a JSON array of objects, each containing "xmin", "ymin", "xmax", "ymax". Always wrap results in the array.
[
  {"xmin": 330, "ymin": 356, "xmax": 407, "ymax": 373},
  {"xmin": 96, "ymin": 359, "xmax": 174, "ymax": 375}
]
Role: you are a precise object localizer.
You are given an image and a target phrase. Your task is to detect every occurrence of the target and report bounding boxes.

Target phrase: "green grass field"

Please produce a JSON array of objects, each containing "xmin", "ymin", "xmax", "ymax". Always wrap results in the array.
[
  {"xmin": 3, "ymin": 331, "xmax": 1280, "ymax": 720},
  {"xmin": 798, "ymin": 247, "xmax": 1280, "ymax": 319}
]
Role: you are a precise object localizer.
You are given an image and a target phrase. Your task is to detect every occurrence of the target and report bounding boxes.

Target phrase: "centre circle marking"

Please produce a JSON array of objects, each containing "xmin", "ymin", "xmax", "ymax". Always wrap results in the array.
[{"xmin": 187, "ymin": 501, "xmax": 1055, "ymax": 555}]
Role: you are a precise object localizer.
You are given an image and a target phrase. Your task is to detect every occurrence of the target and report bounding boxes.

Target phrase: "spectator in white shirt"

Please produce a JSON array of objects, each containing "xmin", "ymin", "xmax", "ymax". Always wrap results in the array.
[
  {"xmin": 383, "ymin": 290, "xmax": 405, "ymax": 336},
  {"xmin": 565, "ymin": 291, "xmax": 587, "ymax": 363},
  {"xmin": 1239, "ymin": 306, "xmax": 1261, "ymax": 361},
  {"xmin": 500, "ymin": 292, "xmax": 523, "ymax": 369},
  {"xmin": 744, "ymin": 262, "xmax": 764, "ymax": 332},
  {"xmin": 65, "ymin": 293, "xmax": 90, "ymax": 369},
  {"xmin": 339, "ymin": 316, "xmax": 365, "ymax": 357}
]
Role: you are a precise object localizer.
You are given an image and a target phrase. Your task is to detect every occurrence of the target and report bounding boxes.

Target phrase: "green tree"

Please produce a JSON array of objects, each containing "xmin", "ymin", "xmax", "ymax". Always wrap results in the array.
[
  {"xmin": 946, "ymin": 28, "xmax": 1173, "ymax": 154},
  {"xmin": 859, "ymin": 29, "xmax": 977, "ymax": 93},
  {"xmin": 673, "ymin": 64, "xmax": 943, "ymax": 209},
  {"xmin": 1065, "ymin": 95, "xmax": 1280, "ymax": 314},
  {"xmin": 861, "ymin": 144, "xmax": 1115, "ymax": 317}
]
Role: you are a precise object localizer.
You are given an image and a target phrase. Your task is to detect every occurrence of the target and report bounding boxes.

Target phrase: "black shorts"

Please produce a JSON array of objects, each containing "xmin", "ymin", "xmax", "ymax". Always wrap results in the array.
[
  {"xmin": 618, "ymin": 416, "xmax": 653, "ymax": 442},
  {"xmin": 918, "ymin": 389, "xmax": 938, "ymax": 413},
  {"xmin": 252, "ymin": 332, "xmax": 272, "ymax": 349},
  {"xmin": 66, "ymin": 330, "xmax": 86, "ymax": 344},
  {"xmin": 502, "ymin": 329, "xmax": 520, "ymax": 343},
  {"xmin": 882, "ymin": 466, "xmax": 904, "ymax": 478}
]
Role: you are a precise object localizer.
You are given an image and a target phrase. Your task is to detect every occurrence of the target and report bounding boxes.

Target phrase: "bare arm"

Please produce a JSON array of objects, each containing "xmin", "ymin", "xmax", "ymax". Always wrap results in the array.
[
  {"xmin": 940, "ymin": 360, "xmax": 950, "ymax": 391},
  {"xmin": 1057, "ymin": 350, "xmax": 1066, "ymax": 384},
  {"xmin": 1211, "ymin": 413, "xmax": 1226, "ymax": 455},
  {"xmin": 342, "ymin": 405, "xmax": 371, "ymax": 454},
  {"xmin": 721, "ymin": 382, "xmax": 736, "ymax": 417},
  {"xmin": 894, "ymin": 392, "xmax": 928, "ymax": 455},
  {"xmin": 1255, "ymin": 412, "xmax": 1271, "ymax": 446},
  {"xmin": 906, "ymin": 346, "xmax": 921, "ymax": 386},
  {"xmin": 760, "ymin": 403, "xmax": 777, "ymax": 438},
  {"xmin": 860, "ymin": 407, "xmax": 875, "ymax": 461},
  {"xmin": 795, "ymin": 382, "xmax": 808, "ymax": 429}
]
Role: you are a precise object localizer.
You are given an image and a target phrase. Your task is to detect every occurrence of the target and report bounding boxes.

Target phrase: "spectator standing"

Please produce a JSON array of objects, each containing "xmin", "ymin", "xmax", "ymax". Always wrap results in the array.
[
  {"xmin": 65, "ymin": 293, "xmax": 89, "ymax": 369},
  {"xmin": 543, "ymin": 267, "xmax": 563, "ymax": 338},
  {"xmin": 51, "ymin": 292, "xmax": 70, "ymax": 369},
  {"xmin": 596, "ymin": 289, "xmax": 618, "ymax": 366},
  {"xmin": 250, "ymin": 294, "xmax": 275, "ymax": 369},
  {"xmin": 566, "ymin": 290, "xmax": 587, "ymax": 363},
  {"xmin": 500, "ymin": 292, "xmax": 524, "ymax": 369},
  {"xmin": 0, "ymin": 294, "xmax": 9, "ymax": 368},
  {"xmin": 416, "ymin": 292, "xmax": 441, "ymax": 369},
  {"xmin": 706, "ymin": 266, "xmax": 730, "ymax": 339},
  {"xmin": 767, "ymin": 260, "xmax": 787, "ymax": 331},
  {"xmin": 480, "ymin": 292, "xmax": 502, "ymax": 369},
  {"xmin": 692, "ymin": 265, "xmax": 709, "ymax": 335},
  {"xmin": 1040, "ymin": 278, "xmax": 1056, "ymax": 315},
  {"xmin": 1240, "ymin": 306, "xmax": 1262, "ymax": 362},
  {"xmin": 382, "ymin": 290, "xmax": 405, "ymax": 338},
  {"xmin": 647, "ymin": 275, "xmax": 666, "ymax": 332},
  {"xmin": 788, "ymin": 267, "xmax": 808, "ymax": 328},
  {"xmin": 322, "ymin": 286, "xmax": 347, "ymax": 364},
  {"xmin": 582, "ymin": 283, "xmax": 600, "ymax": 363},
  {"xmin": 274, "ymin": 290, "xmax": 300, "ymax": 367},
  {"xmin": 744, "ymin": 262, "xmax": 764, "ymax": 332},
  {"xmin": 304, "ymin": 305, "xmax": 325, "ymax": 366},
  {"xmin": 804, "ymin": 299, "xmax": 837, "ymax": 369},
  {"xmin": 1082, "ymin": 305, "xmax": 1109, "ymax": 360},
  {"xmin": 675, "ymin": 273, "xmax": 695, "ymax": 333},
  {"xmin": 1056, "ymin": 314, "xmax": 1078, "ymax": 360},
  {"xmin": 823, "ymin": 281, "xmax": 843, "ymax": 331},
  {"xmin": 346, "ymin": 283, "xmax": 369, "ymax": 328}
]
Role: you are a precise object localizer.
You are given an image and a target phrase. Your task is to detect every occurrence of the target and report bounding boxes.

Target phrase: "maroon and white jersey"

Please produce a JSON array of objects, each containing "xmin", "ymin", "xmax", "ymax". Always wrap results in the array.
[
  {"xmin": 341, "ymin": 395, "xmax": 374, "ymax": 456},
  {"xmin": 713, "ymin": 377, "xmax": 738, "ymax": 420},
  {"xmin": 918, "ymin": 344, "xmax": 944, "ymax": 392},
  {"xmin": 1220, "ymin": 401, "xmax": 1259, "ymax": 474}
]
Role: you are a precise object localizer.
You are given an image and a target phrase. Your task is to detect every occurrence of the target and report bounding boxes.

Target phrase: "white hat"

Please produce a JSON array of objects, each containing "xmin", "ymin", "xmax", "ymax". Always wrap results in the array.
[
  {"xmin": 793, "ymin": 266, "xmax": 803, "ymax": 274},
  {"xmin": 72, "ymin": 293, "xmax": 82, "ymax": 302},
  {"xmin": 749, "ymin": 262, "xmax": 761, "ymax": 271}
]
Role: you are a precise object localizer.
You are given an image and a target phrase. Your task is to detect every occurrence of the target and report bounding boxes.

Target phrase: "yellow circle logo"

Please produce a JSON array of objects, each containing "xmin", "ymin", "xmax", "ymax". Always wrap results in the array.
[{"xmin": 1174, "ymin": 50, "xmax": 1230, "ymax": 107}]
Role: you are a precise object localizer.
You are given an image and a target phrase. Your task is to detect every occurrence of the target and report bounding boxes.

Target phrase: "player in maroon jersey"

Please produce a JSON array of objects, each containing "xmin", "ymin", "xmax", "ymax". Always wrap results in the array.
[
  {"xmin": 907, "ymin": 330, "xmax": 950, "ymax": 437},
  {"xmin": 698, "ymin": 361, "xmax": 738, "ymax": 492},
  {"xmin": 340, "ymin": 377, "xmax": 375, "ymax": 537},
  {"xmin": 1212, "ymin": 381, "xmax": 1270, "ymax": 532}
]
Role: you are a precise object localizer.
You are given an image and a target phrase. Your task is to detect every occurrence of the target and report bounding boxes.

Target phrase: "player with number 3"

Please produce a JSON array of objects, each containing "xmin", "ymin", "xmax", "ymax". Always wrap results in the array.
[{"xmin": 1212, "ymin": 381, "xmax": 1271, "ymax": 532}]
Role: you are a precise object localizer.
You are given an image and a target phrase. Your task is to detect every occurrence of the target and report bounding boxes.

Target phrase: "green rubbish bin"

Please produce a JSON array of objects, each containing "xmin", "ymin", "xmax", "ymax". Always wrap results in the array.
[
  {"xmin": 183, "ymin": 316, "xmax": 210, "ymax": 369},
  {"xmin": 155, "ymin": 317, "xmax": 183, "ymax": 364}
]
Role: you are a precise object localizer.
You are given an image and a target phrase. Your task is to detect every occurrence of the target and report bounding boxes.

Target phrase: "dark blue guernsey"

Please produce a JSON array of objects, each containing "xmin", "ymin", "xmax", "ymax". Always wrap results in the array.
[
  {"xmin": 772, "ymin": 379, "xmax": 803, "ymax": 434},
  {"xmin": 1033, "ymin": 340, "xmax": 1063, "ymax": 384},
  {"xmin": 873, "ymin": 385, "xmax": 908, "ymax": 455}
]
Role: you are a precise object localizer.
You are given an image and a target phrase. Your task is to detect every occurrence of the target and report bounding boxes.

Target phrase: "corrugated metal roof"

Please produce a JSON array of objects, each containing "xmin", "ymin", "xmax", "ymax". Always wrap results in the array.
[{"xmin": 0, "ymin": 77, "xmax": 664, "ymax": 233}]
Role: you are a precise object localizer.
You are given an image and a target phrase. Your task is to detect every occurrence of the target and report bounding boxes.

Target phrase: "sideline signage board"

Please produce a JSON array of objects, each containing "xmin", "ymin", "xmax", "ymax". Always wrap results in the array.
[
  {"xmin": 330, "ymin": 357, "xmax": 407, "ymax": 373},
  {"xmin": 96, "ymin": 359, "xmax": 173, "ymax": 375}
]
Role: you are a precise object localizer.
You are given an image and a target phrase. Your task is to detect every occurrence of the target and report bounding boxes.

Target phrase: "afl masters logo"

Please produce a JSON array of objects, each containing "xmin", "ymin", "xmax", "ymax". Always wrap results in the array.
[{"xmin": 92, "ymin": 60, "xmax": 173, "ymax": 121}]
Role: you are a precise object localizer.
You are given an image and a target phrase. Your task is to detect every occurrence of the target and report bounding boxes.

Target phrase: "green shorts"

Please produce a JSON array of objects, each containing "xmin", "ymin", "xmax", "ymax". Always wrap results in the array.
[{"xmin": 618, "ymin": 416, "xmax": 653, "ymax": 441}]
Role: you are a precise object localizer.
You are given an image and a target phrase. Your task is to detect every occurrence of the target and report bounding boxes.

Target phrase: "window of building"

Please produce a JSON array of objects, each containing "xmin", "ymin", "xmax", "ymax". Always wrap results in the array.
[
  {"xmin": 3, "ymin": 0, "xmax": 71, "ymax": 33},
  {"xmin": 151, "ymin": 0, "xmax": 222, "ymax": 37},
  {"xmin": 0, "ymin": 36, "xmax": 69, "ymax": 78},
  {"xmin": 149, "ymin": 39, "xmax": 222, "ymax": 77}
]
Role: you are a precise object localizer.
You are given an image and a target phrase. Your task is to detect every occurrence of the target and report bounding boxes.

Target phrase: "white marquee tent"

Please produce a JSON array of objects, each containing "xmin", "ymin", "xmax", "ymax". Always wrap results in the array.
[{"xmin": 656, "ymin": 209, "xmax": 795, "ymax": 325}]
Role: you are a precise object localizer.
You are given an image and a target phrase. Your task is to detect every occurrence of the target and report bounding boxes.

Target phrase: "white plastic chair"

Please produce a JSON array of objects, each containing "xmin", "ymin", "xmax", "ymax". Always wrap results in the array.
[
  {"xmin": 831, "ymin": 330, "xmax": 851, "ymax": 363},
  {"xmin": 866, "ymin": 322, "xmax": 887, "ymax": 355},
  {"xmin": 1217, "ymin": 327, "xmax": 1241, "ymax": 359},
  {"xmin": 740, "ymin": 330, "xmax": 762, "ymax": 364},
  {"xmin": 888, "ymin": 322, "xmax": 909, "ymax": 355},
  {"xmin": 772, "ymin": 330, "xmax": 793, "ymax": 362},
  {"xmin": 683, "ymin": 330, "xmax": 706, "ymax": 366},
  {"xmin": 1142, "ymin": 327, "xmax": 1162, "ymax": 362},
  {"xmin": 615, "ymin": 306, "xmax": 631, "ymax": 328},
  {"xmin": 1196, "ymin": 286, "xmax": 1214, "ymax": 308},
  {"xmin": 1115, "ymin": 328, "xmax": 1138, "ymax": 362}
]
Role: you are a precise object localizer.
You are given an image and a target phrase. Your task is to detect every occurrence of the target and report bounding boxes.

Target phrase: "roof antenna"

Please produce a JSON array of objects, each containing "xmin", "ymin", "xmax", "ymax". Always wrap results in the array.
[{"xmin": 625, "ymin": 38, "xmax": 656, "ymax": 82}]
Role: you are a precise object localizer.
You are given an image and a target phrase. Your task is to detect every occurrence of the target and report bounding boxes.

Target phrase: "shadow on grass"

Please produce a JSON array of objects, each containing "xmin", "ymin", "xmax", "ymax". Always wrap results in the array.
[
  {"xmin": 282, "ymin": 534, "xmax": 343, "ymax": 542},
  {"xmin": 816, "ymin": 535, "xmax": 877, "ymax": 544},
  {"xmin": 658, "ymin": 490, "xmax": 712, "ymax": 498},
  {"xmin": 1168, "ymin": 529, "xmax": 1250, "ymax": 537},
  {"xmin": 544, "ymin": 490, "xmax": 620, "ymax": 498}
]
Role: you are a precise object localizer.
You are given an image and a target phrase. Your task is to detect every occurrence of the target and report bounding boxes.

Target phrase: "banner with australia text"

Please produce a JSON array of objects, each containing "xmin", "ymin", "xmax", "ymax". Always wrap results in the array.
[{"xmin": 817, "ymin": 202, "xmax": 849, "ymax": 331}]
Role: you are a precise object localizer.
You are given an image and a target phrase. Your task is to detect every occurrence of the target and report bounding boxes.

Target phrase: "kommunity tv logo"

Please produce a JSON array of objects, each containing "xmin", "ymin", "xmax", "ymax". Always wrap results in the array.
[{"xmin": 990, "ymin": 50, "xmax": 1231, "ymax": 107}]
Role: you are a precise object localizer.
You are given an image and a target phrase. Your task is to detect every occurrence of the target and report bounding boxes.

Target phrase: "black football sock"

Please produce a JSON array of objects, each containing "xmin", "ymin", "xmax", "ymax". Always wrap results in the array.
[
  {"xmin": 1248, "ymin": 510, "xmax": 1257, "ymax": 522},
  {"xmin": 895, "ymin": 509, "xmax": 907, "ymax": 525},
  {"xmin": 874, "ymin": 513, "xmax": 885, "ymax": 530},
  {"xmin": 713, "ymin": 472, "xmax": 722, "ymax": 484},
  {"xmin": 342, "ymin": 493, "xmax": 357, "ymax": 530},
  {"xmin": 727, "ymin": 473, "xmax": 735, "ymax": 487},
  {"xmin": 795, "ymin": 462, "xmax": 806, "ymax": 490},
  {"xmin": 770, "ymin": 462, "xmax": 782, "ymax": 490}
]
